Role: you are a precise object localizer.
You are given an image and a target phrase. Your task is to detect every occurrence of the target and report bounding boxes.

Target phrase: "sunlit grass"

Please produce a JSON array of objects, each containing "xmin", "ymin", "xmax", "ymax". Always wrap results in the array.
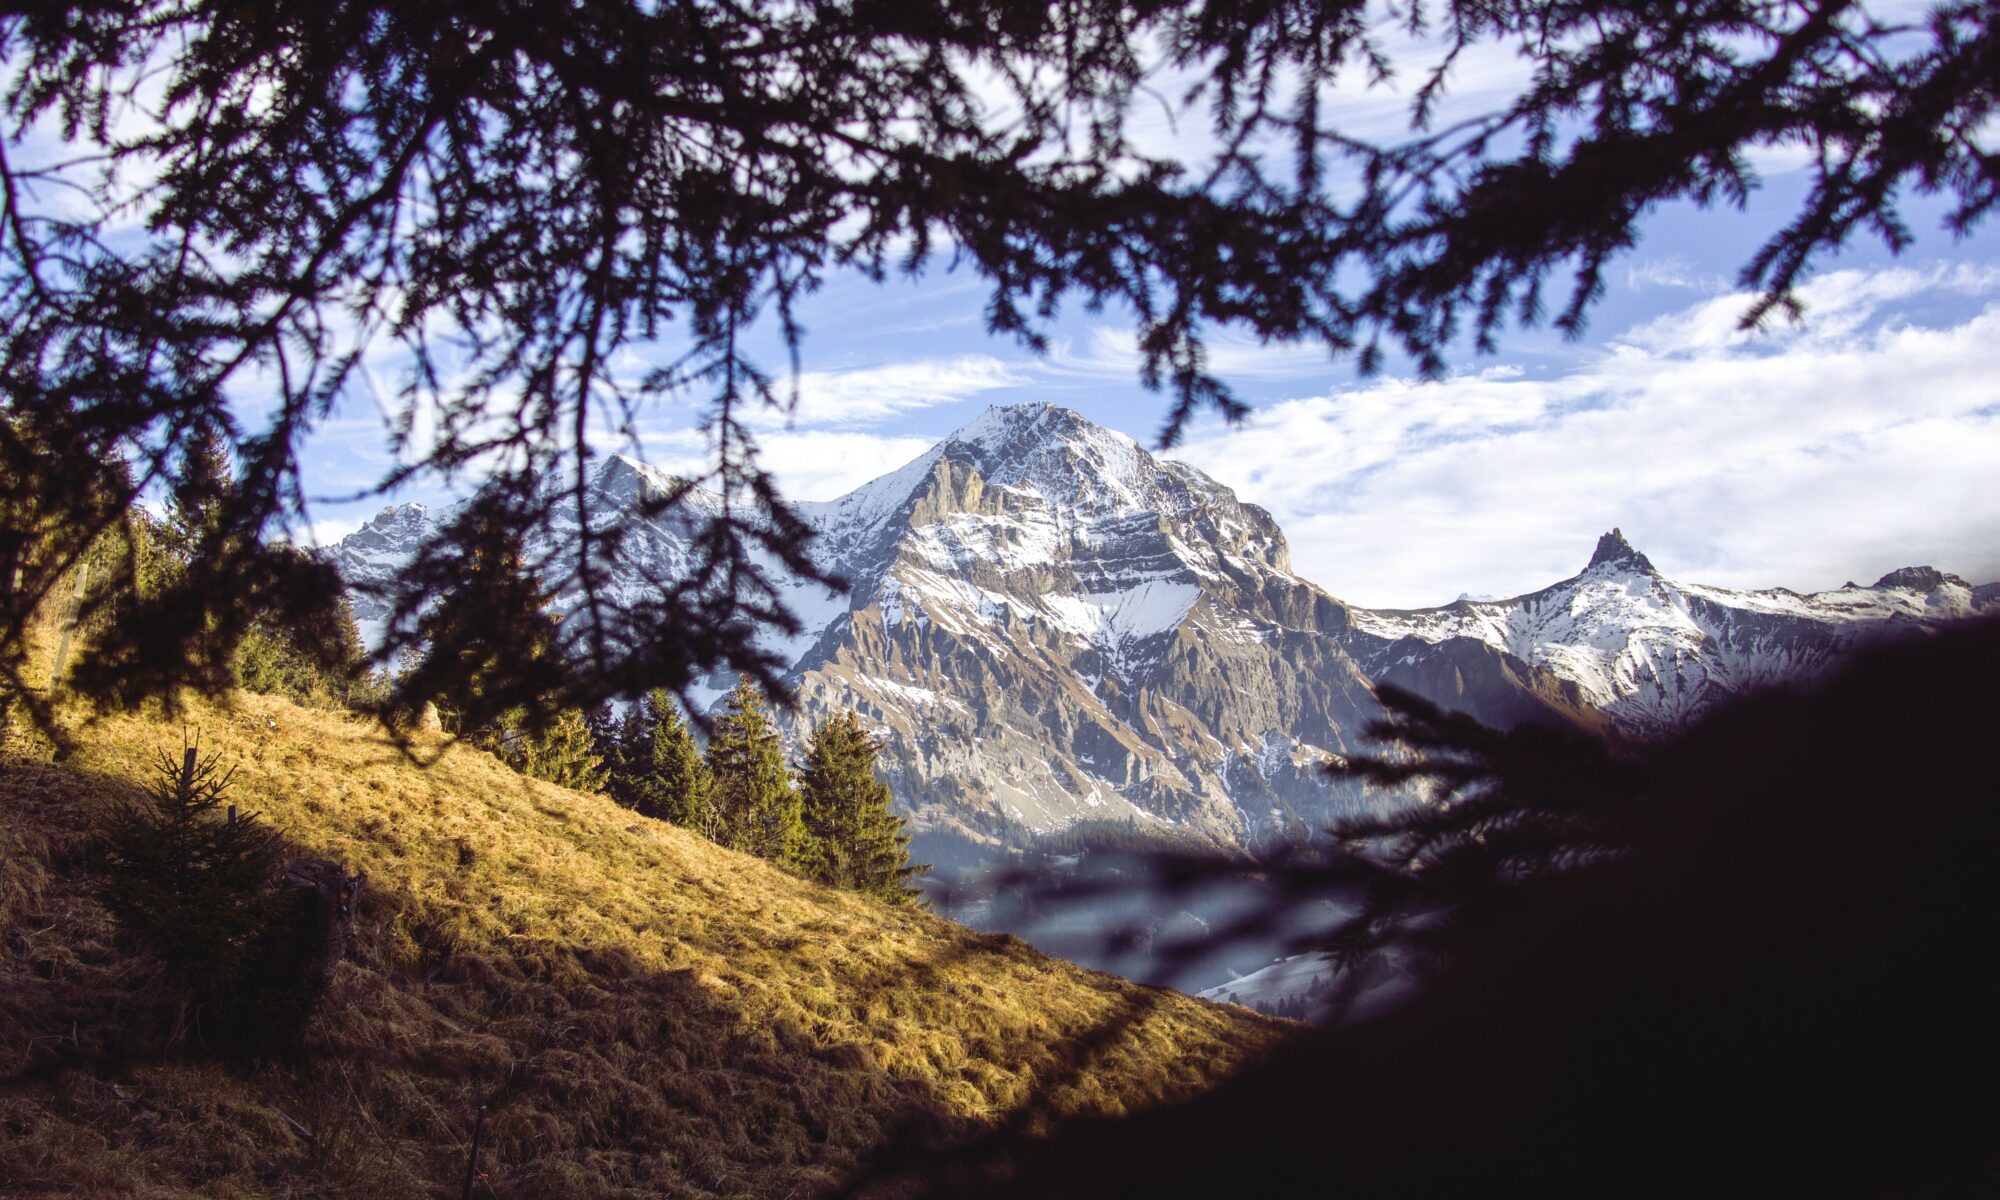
[{"xmin": 0, "ymin": 689, "xmax": 1282, "ymax": 1197}]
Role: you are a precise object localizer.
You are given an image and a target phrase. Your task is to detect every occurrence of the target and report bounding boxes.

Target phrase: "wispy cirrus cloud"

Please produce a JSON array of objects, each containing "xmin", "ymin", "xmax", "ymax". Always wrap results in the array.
[
  {"xmin": 1172, "ymin": 264, "xmax": 2000, "ymax": 607},
  {"xmin": 639, "ymin": 427, "xmax": 938, "ymax": 503},
  {"xmin": 746, "ymin": 354, "xmax": 1026, "ymax": 429},
  {"xmin": 1044, "ymin": 326, "xmax": 1341, "ymax": 384},
  {"xmin": 1621, "ymin": 255, "xmax": 1721, "ymax": 294}
]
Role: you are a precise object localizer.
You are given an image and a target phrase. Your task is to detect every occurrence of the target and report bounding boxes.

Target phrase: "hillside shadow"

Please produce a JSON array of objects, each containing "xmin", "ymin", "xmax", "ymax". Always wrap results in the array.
[
  {"xmin": 927, "ymin": 844, "xmax": 1370, "ymax": 1003},
  {"xmin": 1, "ymin": 742, "xmax": 1278, "ymax": 1198},
  {"xmin": 0, "ymin": 754, "xmax": 962, "ymax": 1194},
  {"xmin": 825, "ymin": 925, "xmax": 1217, "ymax": 1199}
]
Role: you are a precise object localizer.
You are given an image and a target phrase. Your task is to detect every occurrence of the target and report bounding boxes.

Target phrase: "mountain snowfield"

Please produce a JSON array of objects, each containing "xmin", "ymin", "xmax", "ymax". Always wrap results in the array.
[
  {"xmin": 331, "ymin": 402, "xmax": 2000, "ymax": 862},
  {"xmin": 778, "ymin": 403, "xmax": 1390, "ymax": 853},
  {"xmin": 1349, "ymin": 530, "xmax": 2000, "ymax": 736}
]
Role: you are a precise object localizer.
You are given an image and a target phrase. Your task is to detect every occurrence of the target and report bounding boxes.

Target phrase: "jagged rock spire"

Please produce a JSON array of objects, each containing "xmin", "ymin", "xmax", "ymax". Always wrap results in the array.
[{"xmin": 1587, "ymin": 528, "xmax": 1655, "ymax": 573}]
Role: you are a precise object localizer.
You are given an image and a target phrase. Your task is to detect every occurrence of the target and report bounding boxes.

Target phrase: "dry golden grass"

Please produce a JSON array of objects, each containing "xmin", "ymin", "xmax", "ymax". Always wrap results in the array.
[{"xmin": 0, "ymin": 691, "xmax": 1284, "ymax": 1198}]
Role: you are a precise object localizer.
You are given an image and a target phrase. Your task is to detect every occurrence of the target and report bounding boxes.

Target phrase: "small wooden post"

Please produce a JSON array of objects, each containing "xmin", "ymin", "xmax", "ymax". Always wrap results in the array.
[
  {"xmin": 48, "ymin": 557, "xmax": 90, "ymax": 687},
  {"xmin": 181, "ymin": 746, "xmax": 199, "ymax": 795},
  {"xmin": 460, "ymin": 1102, "xmax": 488, "ymax": 1200}
]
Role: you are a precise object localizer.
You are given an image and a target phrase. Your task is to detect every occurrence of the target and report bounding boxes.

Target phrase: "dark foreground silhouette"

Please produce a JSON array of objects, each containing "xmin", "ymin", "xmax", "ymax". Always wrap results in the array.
[{"xmin": 882, "ymin": 618, "xmax": 2000, "ymax": 1197}]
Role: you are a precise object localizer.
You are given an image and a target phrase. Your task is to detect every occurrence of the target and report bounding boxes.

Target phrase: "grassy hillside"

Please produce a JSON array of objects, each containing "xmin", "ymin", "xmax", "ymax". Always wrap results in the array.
[{"xmin": 0, "ymin": 692, "xmax": 1282, "ymax": 1198}]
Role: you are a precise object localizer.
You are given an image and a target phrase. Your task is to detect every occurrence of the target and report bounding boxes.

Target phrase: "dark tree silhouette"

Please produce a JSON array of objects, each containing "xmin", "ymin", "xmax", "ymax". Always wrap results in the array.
[
  {"xmin": 147, "ymin": 420, "xmax": 369, "ymax": 707},
  {"xmin": 387, "ymin": 500, "xmax": 569, "ymax": 743},
  {"xmin": 3, "ymin": 1, "xmax": 1993, "ymax": 727},
  {"xmin": 1310, "ymin": 682, "xmax": 1644, "ymax": 995},
  {"xmin": 881, "ymin": 618, "xmax": 2000, "ymax": 1198}
]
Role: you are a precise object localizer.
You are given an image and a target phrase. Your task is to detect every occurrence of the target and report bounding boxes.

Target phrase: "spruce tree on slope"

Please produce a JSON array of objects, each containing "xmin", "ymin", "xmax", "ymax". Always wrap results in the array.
[
  {"xmin": 163, "ymin": 421, "xmax": 235, "ymax": 564},
  {"xmin": 404, "ymin": 519, "xmax": 605, "ymax": 791},
  {"xmin": 706, "ymin": 677, "xmax": 805, "ymax": 869},
  {"xmin": 614, "ymin": 689, "xmax": 714, "ymax": 832},
  {"xmin": 504, "ymin": 707, "xmax": 610, "ymax": 793},
  {"xmin": 605, "ymin": 703, "xmax": 647, "ymax": 805},
  {"xmin": 798, "ymin": 710, "xmax": 927, "ymax": 905},
  {"xmin": 155, "ymin": 421, "xmax": 365, "ymax": 707},
  {"xmin": 96, "ymin": 740, "xmax": 282, "ymax": 1005}
]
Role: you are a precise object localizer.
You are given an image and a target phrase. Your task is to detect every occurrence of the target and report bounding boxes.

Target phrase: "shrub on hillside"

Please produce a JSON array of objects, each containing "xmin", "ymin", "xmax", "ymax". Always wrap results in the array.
[
  {"xmin": 92, "ymin": 735, "xmax": 369, "ymax": 1057},
  {"xmin": 96, "ymin": 738, "xmax": 284, "ymax": 1006}
]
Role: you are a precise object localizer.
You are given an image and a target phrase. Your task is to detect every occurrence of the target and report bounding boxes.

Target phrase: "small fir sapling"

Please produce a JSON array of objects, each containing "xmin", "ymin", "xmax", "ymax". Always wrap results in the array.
[{"xmin": 96, "ymin": 735, "xmax": 282, "ymax": 1005}]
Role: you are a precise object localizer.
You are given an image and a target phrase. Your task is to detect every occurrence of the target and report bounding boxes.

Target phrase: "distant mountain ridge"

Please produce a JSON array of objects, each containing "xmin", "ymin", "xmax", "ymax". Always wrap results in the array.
[
  {"xmin": 330, "ymin": 404, "xmax": 2000, "ymax": 856},
  {"xmin": 1347, "ymin": 526, "xmax": 1998, "ymax": 736}
]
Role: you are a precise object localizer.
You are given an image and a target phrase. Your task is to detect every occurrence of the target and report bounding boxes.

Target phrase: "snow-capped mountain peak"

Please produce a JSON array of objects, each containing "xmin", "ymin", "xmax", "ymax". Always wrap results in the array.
[
  {"xmin": 781, "ymin": 404, "xmax": 1373, "ymax": 845},
  {"xmin": 1349, "ymin": 533, "xmax": 1998, "ymax": 735},
  {"xmin": 592, "ymin": 453, "xmax": 687, "ymax": 502},
  {"xmin": 326, "ymin": 504, "xmax": 441, "ymax": 641},
  {"xmin": 351, "ymin": 501, "xmax": 434, "ymax": 543},
  {"xmin": 328, "ymin": 402, "xmax": 1998, "ymax": 853}
]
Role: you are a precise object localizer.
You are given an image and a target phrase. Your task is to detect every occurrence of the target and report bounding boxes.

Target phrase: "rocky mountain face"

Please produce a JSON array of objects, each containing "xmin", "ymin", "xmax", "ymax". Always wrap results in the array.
[
  {"xmin": 1347, "ymin": 527, "xmax": 2000, "ymax": 737},
  {"xmin": 330, "ymin": 404, "xmax": 1999, "ymax": 860},
  {"xmin": 782, "ymin": 403, "xmax": 1388, "ymax": 855},
  {"xmin": 327, "ymin": 455, "xmax": 731, "ymax": 648}
]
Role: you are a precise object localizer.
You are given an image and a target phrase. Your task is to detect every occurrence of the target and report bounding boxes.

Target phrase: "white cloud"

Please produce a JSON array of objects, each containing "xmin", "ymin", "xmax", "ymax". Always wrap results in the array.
[
  {"xmin": 750, "ymin": 431, "xmax": 940, "ymax": 501},
  {"xmin": 640, "ymin": 428, "xmax": 937, "ymax": 503},
  {"xmin": 1045, "ymin": 326, "xmax": 1340, "ymax": 384},
  {"xmin": 1172, "ymin": 264, "xmax": 2000, "ymax": 606},
  {"xmin": 747, "ymin": 355, "xmax": 1025, "ymax": 429},
  {"xmin": 1622, "ymin": 255, "xmax": 1720, "ymax": 294},
  {"xmin": 1616, "ymin": 263, "xmax": 2000, "ymax": 355}
]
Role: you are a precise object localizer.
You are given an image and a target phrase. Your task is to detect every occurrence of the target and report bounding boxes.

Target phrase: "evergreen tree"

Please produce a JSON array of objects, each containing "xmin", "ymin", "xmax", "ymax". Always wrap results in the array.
[
  {"xmin": 146, "ymin": 421, "xmax": 366, "ymax": 708},
  {"xmin": 627, "ymin": 690, "xmax": 715, "ymax": 832},
  {"xmin": 798, "ymin": 710, "xmax": 927, "ymax": 905},
  {"xmin": 395, "ymin": 517, "xmax": 610, "ymax": 792},
  {"xmin": 163, "ymin": 420, "xmax": 236, "ymax": 564},
  {"xmin": 602, "ymin": 702, "xmax": 645, "ymax": 795},
  {"xmin": 234, "ymin": 587, "xmax": 369, "ymax": 709},
  {"xmin": 396, "ymin": 521, "xmax": 565, "ymax": 741},
  {"xmin": 97, "ymin": 739, "xmax": 283, "ymax": 1003},
  {"xmin": 705, "ymin": 676, "xmax": 805, "ymax": 870},
  {"xmin": 135, "ymin": 419, "xmax": 244, "ymax": 684},
  {"xmin": 586, "ymin": 702, "xmax": 622, "ymax": 767},
  {"xmin": 502, "ymin": 706, "xmax": 610, "ymax": 793},
  {"xmin": 603, "ymin": 690, "xmax": 714, "ymax": 828}
]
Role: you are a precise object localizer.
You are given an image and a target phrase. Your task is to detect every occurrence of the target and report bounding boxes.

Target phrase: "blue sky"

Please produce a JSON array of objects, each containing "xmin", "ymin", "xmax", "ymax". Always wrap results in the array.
[
  {"xmin": 288, "ymin": 20, "xmax": 2000, "ymax": 609},
  {"xmin": 303, "ymin": 200, "xmax": 2000, "ymax": 609}
]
